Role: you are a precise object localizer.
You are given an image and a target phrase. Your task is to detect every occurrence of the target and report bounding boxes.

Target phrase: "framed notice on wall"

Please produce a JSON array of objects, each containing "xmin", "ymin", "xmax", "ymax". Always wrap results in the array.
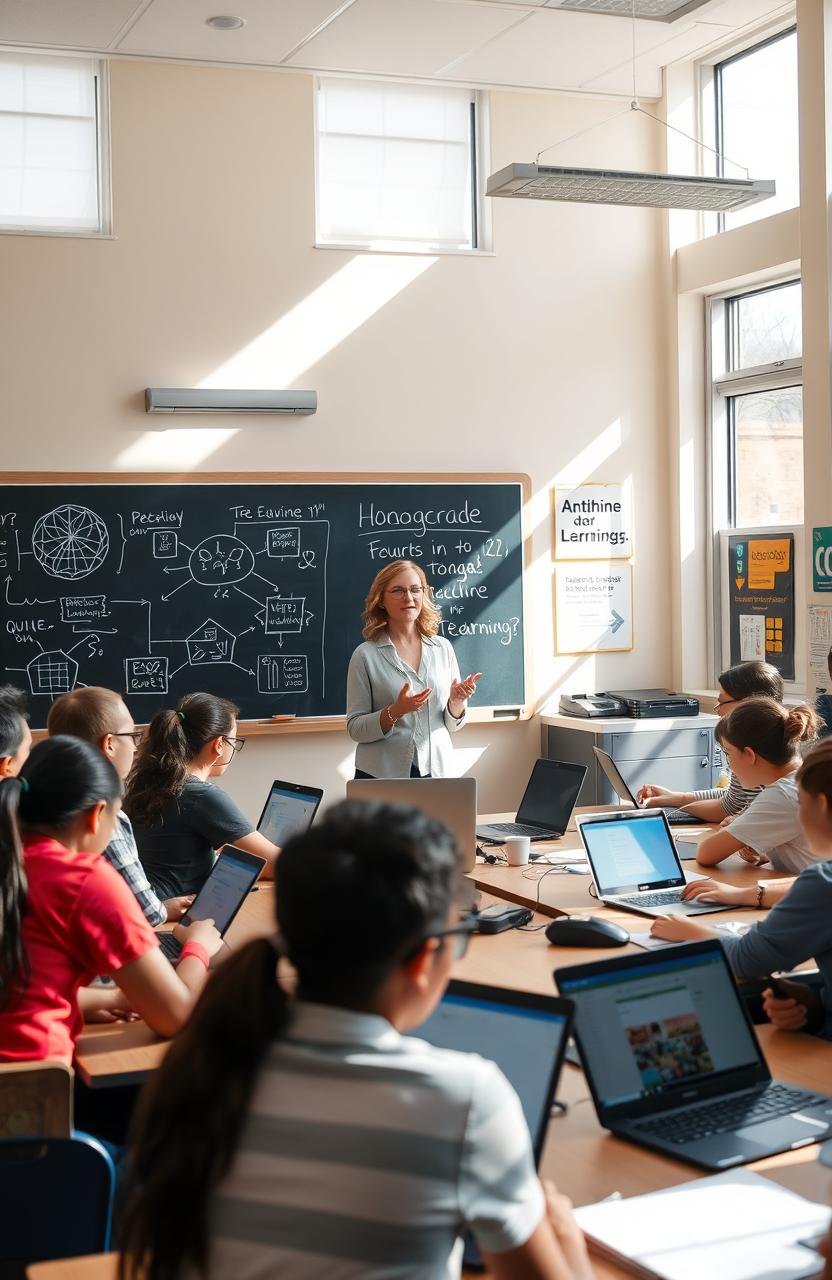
[
  {"xmin": 554, "ymin": 562, "xmax": 633, "ymax": 654},
  {"xmin": 554, "ymin": 483, "xmax": 632, "ymax": 560},
  {"xmin": 728, "ymin": 533, "xmax": 795, "ymax": 681}
]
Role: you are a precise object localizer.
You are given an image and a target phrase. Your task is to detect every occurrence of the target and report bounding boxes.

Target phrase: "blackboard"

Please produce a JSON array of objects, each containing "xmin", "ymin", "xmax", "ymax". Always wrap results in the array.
[{"xmin": 0, "ymin": 475, "xmax": 527, "ymax": 729}]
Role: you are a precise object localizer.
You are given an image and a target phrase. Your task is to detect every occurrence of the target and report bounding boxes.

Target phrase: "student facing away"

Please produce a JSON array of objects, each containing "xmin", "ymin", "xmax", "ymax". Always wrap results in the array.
[
  {"xmin": 120, "ymin": 801, "xmax": 593, "ymax": 1280},
  {"xmin": 0, "ymin": 683, "xmax": 32, "ymax": 779},
  {"xmin": 125, "ymin": 691, "xmax": 280, "ymax": 900},
  {"xmin": 0, "ymin": 736, "xmax": 223, "ymax": 1065},
  {"xmin": 652, "ymin": 739, "xmax": 832, "ymax": 1040},
  {"xmin": 47, "ymin": 686, "xmax": 193, "ymax": 926}
]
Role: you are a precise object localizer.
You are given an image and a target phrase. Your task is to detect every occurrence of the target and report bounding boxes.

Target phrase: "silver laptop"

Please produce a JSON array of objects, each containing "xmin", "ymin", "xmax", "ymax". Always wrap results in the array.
[
  {"xmin": 576, "ymin": 809, "xmax": 729, "ymax": 918},
  {"xmin": 592, "ymin": 746, "xmax": 700, "ymax": 827},
  {"xmin": 345, "ymin": 776, "xmax": 477, "ymax": 873}
]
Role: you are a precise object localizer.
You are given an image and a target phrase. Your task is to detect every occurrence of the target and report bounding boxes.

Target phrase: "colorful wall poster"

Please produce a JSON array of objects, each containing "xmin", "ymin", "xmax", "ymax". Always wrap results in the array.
[{"xmin": 728, "ymin": 534, "xmax": 795, "ymax": 680}]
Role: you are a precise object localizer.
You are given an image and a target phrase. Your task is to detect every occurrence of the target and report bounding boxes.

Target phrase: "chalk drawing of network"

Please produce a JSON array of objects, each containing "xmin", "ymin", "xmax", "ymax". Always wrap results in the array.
[{"xmin": 32, "ymin": 505, "xmax": 110, "ymax": 581}]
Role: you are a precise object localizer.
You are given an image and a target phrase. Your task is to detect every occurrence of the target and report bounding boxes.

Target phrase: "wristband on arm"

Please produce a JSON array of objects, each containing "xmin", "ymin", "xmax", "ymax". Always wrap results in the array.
[{"xmin": 179, "ymin": 941, "xmax": 211, "ymax": 969}]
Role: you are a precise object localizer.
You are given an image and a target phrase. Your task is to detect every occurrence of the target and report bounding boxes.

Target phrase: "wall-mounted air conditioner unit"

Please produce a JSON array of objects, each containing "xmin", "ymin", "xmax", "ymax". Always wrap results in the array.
[{"xmin": 145, "ymin": 388, "xmax": 317, "ymax": 415}]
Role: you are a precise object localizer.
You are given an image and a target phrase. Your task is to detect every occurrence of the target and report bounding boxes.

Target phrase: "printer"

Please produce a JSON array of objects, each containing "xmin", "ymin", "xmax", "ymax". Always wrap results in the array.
[{"xmin": 601, "ymin": 689, "xmax": 699, "ymax": 719}]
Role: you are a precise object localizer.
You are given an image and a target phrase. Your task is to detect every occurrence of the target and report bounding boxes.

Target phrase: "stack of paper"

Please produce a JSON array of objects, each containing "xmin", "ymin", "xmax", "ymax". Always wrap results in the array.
[{"xmin": 574, "ymin": 1169, "xmax": 829, "ymax": 1280}]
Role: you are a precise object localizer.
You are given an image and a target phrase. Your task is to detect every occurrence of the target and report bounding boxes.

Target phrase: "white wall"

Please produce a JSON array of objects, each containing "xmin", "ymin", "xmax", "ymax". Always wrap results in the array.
[{"xmin": 0, "ymin": 60, "xmax": 672, "ymax": 816}]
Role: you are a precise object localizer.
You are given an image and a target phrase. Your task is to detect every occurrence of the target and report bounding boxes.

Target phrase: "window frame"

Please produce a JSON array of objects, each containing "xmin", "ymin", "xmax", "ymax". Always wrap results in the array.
[
  {"xmin": 707, "ymin": 276, "xmax": 804, "ymax": 693},
  {"xmin": 312, "ymin": 75, "xmax": 492, "ymax": 257},
  {"xmin": 0, "ymin": 54, "xmax": 112, "ymax": 239}
]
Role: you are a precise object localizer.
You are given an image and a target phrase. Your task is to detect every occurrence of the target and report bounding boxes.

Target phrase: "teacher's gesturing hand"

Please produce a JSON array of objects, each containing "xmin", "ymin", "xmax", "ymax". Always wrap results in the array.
[
  {"xmin": 448, "ymin": 672, "xmax": 482, "ymax": 718},
  {"xmin": 387, "ymin": 681, "xmax": 432, "ymax": 729}
]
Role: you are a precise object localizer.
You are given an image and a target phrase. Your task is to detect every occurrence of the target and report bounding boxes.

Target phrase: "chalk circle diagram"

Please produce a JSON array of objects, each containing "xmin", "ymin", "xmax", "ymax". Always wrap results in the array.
[
  {"xmin": 189, "ymin": 534, "xmax": 256, "ymax": 586},
  {"xmin": 32, "ymin": 504, "xmax": 110, "ymax": 581}
]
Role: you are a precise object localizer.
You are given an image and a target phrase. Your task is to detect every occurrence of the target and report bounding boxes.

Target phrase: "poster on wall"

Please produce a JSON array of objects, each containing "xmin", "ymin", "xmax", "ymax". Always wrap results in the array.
[
  {"xmin": 554, "ymin": 483, "xmax": 632, "ymax": 560},
  {"xmin": 812, "ymin": 526, "xmax": 832, "ymax": 592},
  {"xmin": 809, "ymin": 605, "xmax": 832, "ymax": 692},
  {"xmin": 728, "ymin": 534, "xmax": 795, "ymax": 680},
  {"xmin": 555, "ymin": 562, "xmax": 633, "ymax": 654}
]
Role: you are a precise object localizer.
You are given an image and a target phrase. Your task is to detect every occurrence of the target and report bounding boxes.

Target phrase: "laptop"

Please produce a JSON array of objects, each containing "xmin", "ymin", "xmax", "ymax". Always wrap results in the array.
[
  {"xmin": 346, "ymin": 776, "xmax": 478, "ymax": 873},
  {"xmin": 159, "ymin": 846, "xmax": 266, "ymax": 962},
  {"xmin": 476, "ymin": 758, "xmax": 587, "ymax": 845},
  {"xmin": 410, "ymin": 979, "xmax": 573, "ymax": 1266},
  {"xmin": 592, "ymin": 746, "xmax": 700, "ymax": 827},
  {"xmin": 256, "ymin": 778, "xmax": 323, "ymax": 846},
  {"xmin": 576, "ymin": 809, "xmax": 729, "ymax": 917},
  {"xmin": 555, "ymin": 940, "xmax": 832, "ymax": 1171}
]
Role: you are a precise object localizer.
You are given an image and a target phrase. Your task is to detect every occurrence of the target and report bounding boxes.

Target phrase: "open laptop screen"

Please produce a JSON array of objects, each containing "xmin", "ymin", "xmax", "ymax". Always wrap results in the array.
[
  {"xmin": 557, "ymin": 946, "xmax": 761, "ymax": 1114},
  {"xmin": 579, "ymin": 811, "xmax": 684, "ymax": 895},
  {"xmin": 516, "ymin": 759, "xmax": 586, "ymax": 830},
  {"xmin": 257, "ymin": 781, "xmax": 322, "ymax": 846},
  {"xmin": 411, "ymin": 981, "xmax": 571, "ymax": 1160},
  {"xmin": 185, "ymin": 847, "xmax": 265, "ymax": 935}
]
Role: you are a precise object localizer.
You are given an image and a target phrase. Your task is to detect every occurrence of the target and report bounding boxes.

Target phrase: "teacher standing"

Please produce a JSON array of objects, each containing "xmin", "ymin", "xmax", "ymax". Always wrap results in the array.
[{"xmin": 346, "ymin": 560, "xmax": 482, "ymax": 779}]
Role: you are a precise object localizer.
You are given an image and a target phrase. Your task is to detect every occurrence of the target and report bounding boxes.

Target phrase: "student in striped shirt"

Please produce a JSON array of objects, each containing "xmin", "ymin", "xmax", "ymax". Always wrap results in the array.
[
  {"xmin": 47, "ymin": 687, "xmax": 193, "ymax": 926},
  {"xmin": 637, "ymin": 660, "xmax": 785, "ymax": 821},
  {"xmin": 120, "ymin": 802, "xmax": 593, "ymax": 1280}
]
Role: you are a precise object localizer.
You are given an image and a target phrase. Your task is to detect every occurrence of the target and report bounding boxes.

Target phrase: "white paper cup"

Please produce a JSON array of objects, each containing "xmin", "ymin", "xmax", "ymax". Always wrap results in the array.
[{"xmin": 504, "ymin": 835, "xmax": 531, "ymax": 866}]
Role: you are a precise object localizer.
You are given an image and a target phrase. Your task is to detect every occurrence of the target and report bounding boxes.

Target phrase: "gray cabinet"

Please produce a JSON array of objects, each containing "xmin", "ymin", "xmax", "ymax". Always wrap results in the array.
[{"xmin": 542, "ymin": 719, "xmax": 724, "ymax": 808}]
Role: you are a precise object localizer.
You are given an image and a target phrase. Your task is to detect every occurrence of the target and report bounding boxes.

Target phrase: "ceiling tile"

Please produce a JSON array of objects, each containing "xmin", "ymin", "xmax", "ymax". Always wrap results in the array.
[
  {"xmin": 117, "ymin": 0, "xmax": 347, "ymax": 64},
  {"xmin": 284, "ymin": 0, "xmax": 529, "ymax": 77},
  {"xmin": 0, "ymin": 0, "xmax": 143, "ymax": 50},
  {"xmin": 581, "ymin": 19, "xmax": 733, "ymax": 93}
]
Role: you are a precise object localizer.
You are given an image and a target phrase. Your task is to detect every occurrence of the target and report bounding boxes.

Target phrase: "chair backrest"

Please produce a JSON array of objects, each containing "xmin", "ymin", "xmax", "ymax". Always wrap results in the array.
[
  {"xmin": 0, "ymin": 1136, "xmax": 115, "ymax": 1278},
  {"xmin": 0, "ymin": 1061, "xmax": 73, "ymax": 1139}
]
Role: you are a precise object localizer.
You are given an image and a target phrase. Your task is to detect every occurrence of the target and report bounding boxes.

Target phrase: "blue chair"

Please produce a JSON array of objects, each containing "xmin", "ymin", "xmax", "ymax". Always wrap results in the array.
[{"xmin": 0, "ymin": 1135, "xmax": 115, "ymax": 1279}]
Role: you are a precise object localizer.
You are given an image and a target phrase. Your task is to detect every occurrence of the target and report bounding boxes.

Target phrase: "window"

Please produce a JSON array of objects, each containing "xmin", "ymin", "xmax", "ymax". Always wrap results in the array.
[
  {"xmin": 712, "ymin": 280, "xmax": 803, "ymax": 528},
  {"xmin": 714, "ymin": 29, "xmax": 798, "ymax": 232},
  {"xmin": 315, "ymin": 78, "xmax": 486, "ymax": 252},
  {"xmin": 0, "ymin": 52, "xmax": 109, "ymax": 235}
]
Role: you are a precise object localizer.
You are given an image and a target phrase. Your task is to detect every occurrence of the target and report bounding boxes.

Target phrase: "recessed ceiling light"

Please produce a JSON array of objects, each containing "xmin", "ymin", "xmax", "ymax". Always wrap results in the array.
[
  {"xmin": 486, "ymin": 163, "xmax": 776, "ymax": 212},
  {"xmin": 545, "ymin": 0, "xmax": 710, "ymax": 20},
  {"xmin": 205, "ymin": 15, "xmax": 246, "ymax": 31}
]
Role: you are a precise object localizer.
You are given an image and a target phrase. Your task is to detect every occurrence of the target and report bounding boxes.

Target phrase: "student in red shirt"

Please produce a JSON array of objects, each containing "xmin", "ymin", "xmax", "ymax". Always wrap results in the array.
[{"xmin": 0, "ymin": 735, "xmax": 222, "ymax": 1066}]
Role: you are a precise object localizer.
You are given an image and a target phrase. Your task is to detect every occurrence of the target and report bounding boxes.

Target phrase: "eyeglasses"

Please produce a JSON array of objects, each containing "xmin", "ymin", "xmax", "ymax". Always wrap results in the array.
[
  {"xmin": 386, "ymin": 585, "xmax": 426, "ymax": 599},
  {"xmin": 425, "ymin": 915, "xmax": 479, "ymax": 961},
  {"xmin": 222, "ymin": 735, "xmax": 246, "ymax": 754},
  {"xmin": 112, "ymin": 730, "xmax": 144, "ymax": 747},
  {"xmin": 714, "ymin": 698, "xmax": 737, "ymax": 712}
]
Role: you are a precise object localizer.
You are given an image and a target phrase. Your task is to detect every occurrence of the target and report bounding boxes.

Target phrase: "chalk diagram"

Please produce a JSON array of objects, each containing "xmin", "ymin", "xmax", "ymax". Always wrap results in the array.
[
  {"xmin": 3, "ymin": 502, "xmax": 329, "ymax": 706},
  {"xmin": 32, "ymin": 504, "xmax": 110, "ymax": 580}
]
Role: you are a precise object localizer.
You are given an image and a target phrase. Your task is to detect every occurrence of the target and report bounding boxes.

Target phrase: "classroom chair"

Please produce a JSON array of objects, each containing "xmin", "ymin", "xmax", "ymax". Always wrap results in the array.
[
  {"xmin": 0, "ymin": 1136, "xmax": 116, "ymax": 1280},
  {"xmin": 0, "ymin": 1061, "xmax": 73, "ymax": 1139}
]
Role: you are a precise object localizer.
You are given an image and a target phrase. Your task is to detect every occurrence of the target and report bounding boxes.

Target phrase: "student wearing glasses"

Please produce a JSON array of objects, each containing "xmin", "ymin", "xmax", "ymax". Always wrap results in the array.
[
  {"xmin": 346, "ymin": 560, "xmax": 481, "ymax": 778},
  {"xmin": 120, "ymin": 801, "xmax": 592, "ymax": 1280},
  {"xmin": 125, "ymin": 692, "xmax": 280, "ymax": 899},
  {"xmin": 46, "ymin": 686, "xmax": 193, "ymax": 926}
]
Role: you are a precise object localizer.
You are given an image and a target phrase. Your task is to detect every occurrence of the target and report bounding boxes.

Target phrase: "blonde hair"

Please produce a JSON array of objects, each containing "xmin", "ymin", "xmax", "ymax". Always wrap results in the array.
[{"xmin": 361, "ymin": 561, "xmax": 441, "ymax": 641}]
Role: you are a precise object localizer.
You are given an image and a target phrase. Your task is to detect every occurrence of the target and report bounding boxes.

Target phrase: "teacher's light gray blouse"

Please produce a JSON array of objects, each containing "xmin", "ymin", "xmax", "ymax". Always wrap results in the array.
[{"xmin": 346, "ymin": 632, "xmax": 466, "ymax": 778}]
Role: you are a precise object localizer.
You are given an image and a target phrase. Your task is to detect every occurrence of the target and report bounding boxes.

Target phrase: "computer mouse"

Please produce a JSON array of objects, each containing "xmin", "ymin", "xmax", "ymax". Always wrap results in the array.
[{"xmin": 545, "ymin": 915, "xmax": 630, "ymax": 948}]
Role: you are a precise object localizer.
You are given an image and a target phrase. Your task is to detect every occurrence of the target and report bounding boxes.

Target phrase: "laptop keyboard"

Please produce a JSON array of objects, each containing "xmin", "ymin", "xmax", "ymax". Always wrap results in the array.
[
  {"xmin": 482, "ymin": 822, "xmax": 559, "ymax": 839},
  {"xmin": 158, "ymin": 932, "xmax": 182, "ymax": 962},
  {"xmin": 616, "ymin": 889, "xmax": 687, "ymax": 908},
  {"xmin": 632, "ymin": 1084, "xmax": 828, "ymax": 1146},
  {"xmin": 660, "ymin": 806, "xmax": 700, "ymax": 825}
]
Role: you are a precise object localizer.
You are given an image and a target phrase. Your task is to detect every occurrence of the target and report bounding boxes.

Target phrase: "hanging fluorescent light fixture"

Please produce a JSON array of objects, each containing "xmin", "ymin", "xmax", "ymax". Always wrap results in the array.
[
  {"xmin": 487, "ymin": 163, "xmax": 775, "ymax": 212},
  {"xmin": 485, "ymin": 2, "xmax": 776, "ymax": 213}
]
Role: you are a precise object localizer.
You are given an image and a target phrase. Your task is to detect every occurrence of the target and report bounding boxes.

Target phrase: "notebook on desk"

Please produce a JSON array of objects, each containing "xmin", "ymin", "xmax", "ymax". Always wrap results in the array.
[
  {"xmin": 555, "ymin": 940, "xmax": 832, "ymax": 1171},
  {"xmin": 476, "ymin": 758, "xmax": 586, "ymax": 846},
  {"xmin": 410, "ymin": 980, "xmax": 573, "ymax": 1269}
]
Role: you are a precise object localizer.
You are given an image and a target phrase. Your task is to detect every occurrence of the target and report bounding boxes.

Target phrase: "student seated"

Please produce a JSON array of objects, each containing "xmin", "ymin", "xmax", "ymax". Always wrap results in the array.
[
  {"xmin": 651, "ymin": 739, "xmax": 832, "ymax": 1039},
  {"xmin": 637, "ymin": 660, "xmax": 784, "ymax": 821},
  {"xmin": 0, "ymin": 736, "xmax": 223, "ymax": 1064},
  {"xmin": 125, "ymin": 692, "xmax": 279, "ymax": 900},
  {"xmin": 816, "ymin": 647, "xmax": 832, "ymax": 739},
  {"xmin": 47, "ymin": 686, "xmax": 192, "ymax": 926},
  {"xmin": 0, "ymin": 683, "xmax": 32, "ymax": 778},
  {"xmin": 120, "ymin": 802, "xmax": 593, "ymax": 1280},
  {"xmin": 689, "ymin": 697, "xmax": 818, "ymax": 873}
]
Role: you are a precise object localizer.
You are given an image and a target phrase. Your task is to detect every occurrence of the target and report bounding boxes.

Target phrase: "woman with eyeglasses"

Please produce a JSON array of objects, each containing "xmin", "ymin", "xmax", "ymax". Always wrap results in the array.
[
  {"xmin": 636, "ymin": 660, "xmax": 785, "ymax": 822},
  {"xmin": 120, "ymin": 800, "xmax": 592, "ymax": 1280},
  {"xmin": 347, "ymin": 560, "xmax": 481, "ymax": 778},
  {"xmin": 125, "ymin": 691, "xmax": 280, "ymax": 899}
]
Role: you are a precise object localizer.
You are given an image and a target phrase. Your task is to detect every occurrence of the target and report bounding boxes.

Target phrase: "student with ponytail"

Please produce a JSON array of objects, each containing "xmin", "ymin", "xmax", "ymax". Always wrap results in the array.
[
  {"xmin": 120, "ymin": 802, "xmax": 593, "ymax": 1280},
  {"xmin": 125, "ymin": 691, "xmax": 279, "ymax": 899},
  {"xmin": 652, "ymin": 740, "xmax": 832, "ymax": 1041},
  {"xmin": 682, "ymin": 697, "xmax": 819, "ymax": 873},
  {"xmin": 0, "ymin": 736, "xmax": 222, "ymax": 1065}
]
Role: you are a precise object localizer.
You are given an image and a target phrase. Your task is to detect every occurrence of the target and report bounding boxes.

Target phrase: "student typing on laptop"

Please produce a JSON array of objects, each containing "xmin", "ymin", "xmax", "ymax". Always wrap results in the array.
[
  {"xmin": 637, "ymin": 661, "xmax": 783, "ymax": 822},
  {"xmin": 120, "ymin": 802, "xmax": 593, "ymax": 1280},
  {"xmin": 651, "ymin": 740, "xmax": 832, "ymax": 1040}
]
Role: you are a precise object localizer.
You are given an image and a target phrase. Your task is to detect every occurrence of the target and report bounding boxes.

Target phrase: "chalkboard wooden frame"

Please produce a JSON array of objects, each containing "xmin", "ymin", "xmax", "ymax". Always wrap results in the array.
[{"xmin": 2, "ymin": 471, "xmax": 531, "ymax": 735}]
